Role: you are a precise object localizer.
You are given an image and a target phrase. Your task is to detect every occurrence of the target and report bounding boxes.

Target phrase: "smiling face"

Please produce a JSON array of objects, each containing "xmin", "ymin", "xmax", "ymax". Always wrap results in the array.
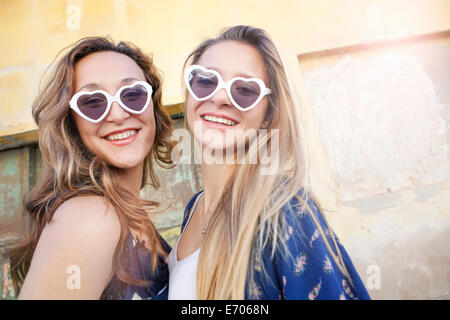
[
  {"xmin": 72, "ymin": 51, "xmax": 156, "ymax": 169},
  {"xmin": 186, "ymin": 41, "xmax": 270, "ymax": 151}
]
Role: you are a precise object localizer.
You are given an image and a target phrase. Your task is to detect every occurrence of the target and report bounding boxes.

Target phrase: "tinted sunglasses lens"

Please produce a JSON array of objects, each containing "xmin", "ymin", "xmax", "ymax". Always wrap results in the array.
[
  {"xmin": 230, "ymin": 80, "xmax": 261, "ymax": 109},
  {"xmin": 188, "ymin": 69, "xmax": 218, "ymax": 99},
  {"xmin": 120, "ymin": 84, "xmax": 149, "ymax": 112},
  {"xmin": 77, "ymin": 93, "xmax": 108, "ymax": 121}
]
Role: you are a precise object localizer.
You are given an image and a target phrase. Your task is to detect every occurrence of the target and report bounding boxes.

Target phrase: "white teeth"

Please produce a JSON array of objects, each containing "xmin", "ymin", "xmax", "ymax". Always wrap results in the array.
[
  {"xmin": 203, "ymin": 115, "xmax": 236, "ymax": 126},
  {"xmin": 106, "ymin": 130, "xmax": 138, "ymax": 141}
]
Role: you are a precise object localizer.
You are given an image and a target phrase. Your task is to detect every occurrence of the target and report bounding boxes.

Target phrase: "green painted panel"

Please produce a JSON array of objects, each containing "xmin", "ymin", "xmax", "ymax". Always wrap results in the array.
[
  {"xmin": 0, "ymin": 257, "xmax": 16, "ymax": 300},
  {"xmin": 0, "ymin": 118, "xmax": 201, "ymax": 299},
  {"xmin": 159, "ymin": 225, "xmax": 182, "ymax": 249}
]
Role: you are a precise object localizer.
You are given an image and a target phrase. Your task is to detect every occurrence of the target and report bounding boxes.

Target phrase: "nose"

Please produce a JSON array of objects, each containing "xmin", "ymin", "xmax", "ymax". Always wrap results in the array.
[
  {"xmin": 210, "ymin": 87, "xmax": 233, "ymax": 108},
  {"xmin": 105, "ymin": 101, "xmax": 130, "ymax": 124}
]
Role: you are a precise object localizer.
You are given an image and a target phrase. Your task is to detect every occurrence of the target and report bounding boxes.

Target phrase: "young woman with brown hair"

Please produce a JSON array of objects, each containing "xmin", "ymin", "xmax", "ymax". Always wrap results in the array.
[{"xmin": 8, "ymin": 37, "xmax": 174, "ymax": 299}]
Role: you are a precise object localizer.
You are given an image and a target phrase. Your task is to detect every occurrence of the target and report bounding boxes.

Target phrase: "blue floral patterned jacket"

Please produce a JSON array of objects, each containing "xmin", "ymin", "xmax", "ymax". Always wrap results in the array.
[{"xmin": 181, "ymin": 189, "xmax": 371, "ymax": 300}]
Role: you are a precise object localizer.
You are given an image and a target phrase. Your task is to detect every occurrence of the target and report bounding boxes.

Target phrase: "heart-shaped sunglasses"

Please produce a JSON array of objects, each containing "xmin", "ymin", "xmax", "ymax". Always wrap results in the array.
[
  {"xmin": 69, "ymin": 81, "xmax": 153, "ymax": 123},
  {"xmin": 184, "ymin": 65, "xmax": 271, "ymax": 111}
]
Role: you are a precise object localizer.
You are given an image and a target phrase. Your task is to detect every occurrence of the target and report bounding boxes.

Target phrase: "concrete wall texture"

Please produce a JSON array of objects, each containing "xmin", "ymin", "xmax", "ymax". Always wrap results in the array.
[{"xmin": 0, "ymin": 0, "xmax": 449, "ymax": 299}]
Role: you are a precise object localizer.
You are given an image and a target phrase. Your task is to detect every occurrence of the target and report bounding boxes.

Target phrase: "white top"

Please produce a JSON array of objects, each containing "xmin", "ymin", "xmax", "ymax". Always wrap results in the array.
[{"xmin": 167, "ymin": 191, "xmax": 204, "ymax": 300}]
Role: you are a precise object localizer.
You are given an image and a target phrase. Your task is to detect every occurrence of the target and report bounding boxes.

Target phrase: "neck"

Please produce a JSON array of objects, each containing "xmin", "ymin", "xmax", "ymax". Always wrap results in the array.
[
  {"xmin": 113, "ymin": 162, "xmax": 144, "ymax": 198},
  {"xmin": 201, "ymin": 162, "xmax": 234, "ymax": 217}
]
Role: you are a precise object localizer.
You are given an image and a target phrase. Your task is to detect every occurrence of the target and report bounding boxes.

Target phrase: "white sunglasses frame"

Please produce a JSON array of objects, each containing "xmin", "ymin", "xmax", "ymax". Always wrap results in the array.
[
  {"xmin": 184, "ymin": 65, "xmax": 271, "ymax": 111},
  {"xmin": 69, "ymin": 81, "xmax": 153, "ymax": 123}
]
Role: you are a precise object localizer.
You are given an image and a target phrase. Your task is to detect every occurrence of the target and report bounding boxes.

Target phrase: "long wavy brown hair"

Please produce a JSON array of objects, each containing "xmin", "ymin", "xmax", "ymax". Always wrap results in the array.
[{"xmin": 7, "ymin": 37, "xmax": 174, "ymax": 294}]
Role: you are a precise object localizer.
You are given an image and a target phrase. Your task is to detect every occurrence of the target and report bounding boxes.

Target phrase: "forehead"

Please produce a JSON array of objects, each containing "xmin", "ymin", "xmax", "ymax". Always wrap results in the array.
[
  {"xmin": 197, "ymin": 40, "xmax": 267, "ymax": 82},
  {"xmin": 74, "ymin": 51, "xmax": 145, "ymax": 90}
]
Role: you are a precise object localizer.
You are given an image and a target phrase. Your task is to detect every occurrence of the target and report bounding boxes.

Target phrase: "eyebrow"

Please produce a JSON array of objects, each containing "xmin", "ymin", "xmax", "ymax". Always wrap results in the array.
[{"xmin": 77, "ymin": 77, "xmax": 141, "ymax": 92}]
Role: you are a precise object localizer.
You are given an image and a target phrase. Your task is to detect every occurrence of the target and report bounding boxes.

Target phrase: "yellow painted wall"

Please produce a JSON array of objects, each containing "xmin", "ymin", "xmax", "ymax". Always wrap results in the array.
[
  {"xmin": 1, "ymin": 0, "xmax": 449, "ymax": 134},
  {"xmin": 1, "ymin": 0, "xmax": 449, "ymax": 299}
]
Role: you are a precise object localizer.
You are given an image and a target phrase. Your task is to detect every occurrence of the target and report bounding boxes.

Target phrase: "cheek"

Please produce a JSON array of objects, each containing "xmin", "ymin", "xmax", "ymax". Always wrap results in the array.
[
  {"xmin": 73, "ymin": 114, "xmax": 99, "ymax": 152},
  {"xmin": 243, "ymin": 101, "xmax": 269, "ymax": 130},
  {"xmin": 139, "ymin": 109, "xmax": 157, "ymax": 147}
]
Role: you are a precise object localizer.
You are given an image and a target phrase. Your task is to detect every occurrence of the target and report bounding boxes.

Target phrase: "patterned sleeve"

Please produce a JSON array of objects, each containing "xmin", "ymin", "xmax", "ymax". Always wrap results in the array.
[{"xmin": 249, "ymin": 189, "xmax": 370, "ymax": 300}]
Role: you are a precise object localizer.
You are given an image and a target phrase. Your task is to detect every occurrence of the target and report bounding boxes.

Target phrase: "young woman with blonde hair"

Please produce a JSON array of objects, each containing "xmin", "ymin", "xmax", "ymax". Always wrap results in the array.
[
  {"xmin": 8, "ymin": 37, "xmax": 174, "ymax": 299},
  {"xmin": 168, "ymin": 25, "xmax": 370, "ymax": 300}
]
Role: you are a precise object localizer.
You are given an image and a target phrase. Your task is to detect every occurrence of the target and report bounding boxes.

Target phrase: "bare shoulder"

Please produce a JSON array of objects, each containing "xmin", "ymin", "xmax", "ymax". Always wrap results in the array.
[
  {"xmin": 50, "ymin": 195, "xmax": 121, "ymax": 240},
  {"xmin": 19, "ymin": 195, "xmax": 122, "ymax": 299}
]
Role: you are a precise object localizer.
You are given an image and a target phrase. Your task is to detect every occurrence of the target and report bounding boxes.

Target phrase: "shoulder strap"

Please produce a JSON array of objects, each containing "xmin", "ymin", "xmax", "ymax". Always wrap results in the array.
[{"xmin": 181, "ymin": 190, "xmax": 204, "ymax": 232}]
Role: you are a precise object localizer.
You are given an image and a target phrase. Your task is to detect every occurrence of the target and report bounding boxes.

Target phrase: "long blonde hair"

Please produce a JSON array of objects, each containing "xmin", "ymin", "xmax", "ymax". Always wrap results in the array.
[
  {"xmin": 8, "ymin": 37, "xmax": 174, "ymax": 294},
  {"xmin": 183, "ymin": 25, "xmax": 352, "ymax": 299}
]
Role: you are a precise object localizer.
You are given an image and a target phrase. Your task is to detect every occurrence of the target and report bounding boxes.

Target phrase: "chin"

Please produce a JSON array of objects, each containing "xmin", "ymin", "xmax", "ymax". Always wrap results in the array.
[
  {"xmin": 106, "ymin": 155, "xmax": 145, "ymax": 170},
  {"xmin": 201, "ymin": 132, "xmax": 251, "ymax": 151},
  {"xmin": 111, "ymin": 162, "xmax": 139, "ymax": 169}
]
